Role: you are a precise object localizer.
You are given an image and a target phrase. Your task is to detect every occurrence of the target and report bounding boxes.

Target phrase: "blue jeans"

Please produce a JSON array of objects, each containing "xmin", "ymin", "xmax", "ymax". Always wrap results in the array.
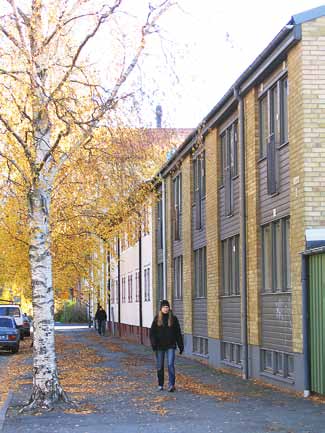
[{"xmin": 155, "ymin": 348, "xmax": 175, "ymax": 387}]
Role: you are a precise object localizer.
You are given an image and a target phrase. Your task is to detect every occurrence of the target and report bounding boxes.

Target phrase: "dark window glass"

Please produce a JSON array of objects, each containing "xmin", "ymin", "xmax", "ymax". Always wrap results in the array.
[
  {"xmin": 173, "ymin": 256, "xmax": 183, "ymax": 300},
  {"xmin": 194, "ymin": 247, "xmax": 206, "ymax": 298},
  {"xmin": 222, "ymin": 235, "xmax": 240, "ymax": 295},
  {"xmin": 262, "ymin": 218, "xmax": 290, "ymax": 293},
  {"xmin": 173, "ymin": 174, "xmax": 182, "ymax": 240},
  {"xmin": 259, "ymin": 76, "xmax": 288, "ymax": 194},
  {"xmin": 260, "ymin": 95, "xmax": 268, "ymax": 157}
]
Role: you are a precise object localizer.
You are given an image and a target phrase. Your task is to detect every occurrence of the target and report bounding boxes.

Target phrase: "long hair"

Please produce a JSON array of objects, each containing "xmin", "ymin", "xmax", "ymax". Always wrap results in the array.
[{"xmin": 157, "ymin": 310, "xmax": 173, "ymax": 327}]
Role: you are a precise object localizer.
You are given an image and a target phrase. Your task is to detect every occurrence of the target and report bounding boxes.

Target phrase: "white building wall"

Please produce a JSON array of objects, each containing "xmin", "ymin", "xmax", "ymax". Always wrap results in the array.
[{"xmin": 109, "ymin": 207, "xmax": 154, "ymax": 330}]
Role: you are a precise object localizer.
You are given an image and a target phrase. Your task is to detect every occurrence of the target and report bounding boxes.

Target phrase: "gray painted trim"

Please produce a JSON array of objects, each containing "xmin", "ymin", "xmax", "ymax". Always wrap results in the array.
[{"xmin": 291, "ymin": 5, "xmax": 325, "ymax": 24}]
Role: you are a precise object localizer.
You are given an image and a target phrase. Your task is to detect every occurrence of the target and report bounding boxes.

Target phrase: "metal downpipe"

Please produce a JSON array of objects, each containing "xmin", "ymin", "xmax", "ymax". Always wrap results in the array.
[
  {"xmin": 301, "ymin": 253, "xmax": 310, "ymax": 397},
  {"xmin": 234, "ymin": 86, "xmax": 249, "ymax": 380}
]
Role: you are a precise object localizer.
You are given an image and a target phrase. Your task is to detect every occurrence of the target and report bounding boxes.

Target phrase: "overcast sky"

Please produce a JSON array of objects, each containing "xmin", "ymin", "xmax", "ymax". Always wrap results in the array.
[{"xmin": 147, "ymin": 0, "xmax": 323, "ymax": 128}]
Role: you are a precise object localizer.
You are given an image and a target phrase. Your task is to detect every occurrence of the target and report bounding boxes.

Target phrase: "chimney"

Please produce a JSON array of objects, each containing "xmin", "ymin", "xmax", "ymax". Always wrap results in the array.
[{"xmin": 156, "ymin": 105, "xmax": 162, "ymax": 128}]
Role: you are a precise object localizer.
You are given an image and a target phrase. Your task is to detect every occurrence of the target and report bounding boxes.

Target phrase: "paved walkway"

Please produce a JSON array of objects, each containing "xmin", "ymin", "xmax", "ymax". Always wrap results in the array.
[{"xmin": 1, "ymin": 327, "xmax": 325, "ymax": 433}]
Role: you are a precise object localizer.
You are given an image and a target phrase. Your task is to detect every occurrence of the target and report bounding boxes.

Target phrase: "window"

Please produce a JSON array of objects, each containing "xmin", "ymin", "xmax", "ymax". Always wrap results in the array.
[
  {"xmin": 261, "ymin": 349, "xmax": 294, "ymax": 380},
  {"xmin": 259, "ymin": 76, "xmax": 288, "ymax": 195},
  {"xmin": 173, "ymin": 173, "xmax": 182, "ymax": 240},
  {"xmin": 173, "ymin": 255, "xmax": 183, "ymax": 300},
  {"xmin": 221, "ymin": 121, "xmax": 238, "ymax": 216},
  {"xmin": 142, "ymin": 206, "xmax": 150, "ymax": 236},
  {"xmin": 194, "ymin": 247, "xmax": 207, "ymax": 298},
  {"xmin": 193, "ymin": 336, "xmax": 208, "ymax": 356},
  {"xmin": 135, "ymin": 271, "xmax": 140, "ymax": 302},
  {"xmin": 221, "ymin": 341, "xmax": 242, "ymax": 366},
  {"xmin": 157, "ymin": 263, "xmax": 164, "ymax": 305},
  {"xmin": 144, "ymin": 267, "xmax": 151, "ymax": 301},
  {"xmin": 128, "ymin": 274, "xmax": 133, "ymax": 303},
  {"xmin": 157, "ymin": 195, "xmax": 163, "ymax": 249},
  {"xmin": 221, "ymin": 235, "xmax": 240, "ymax": 295},
  {"xmin": 262, "ymin": 217, "xmax": 290, "ymax": 292},
  {"xmin": 121, "ymin": 276, "xmax": 126, "ymax": 303},
  {"xmin": 110, "ymin": 279, "xmax": 115, "ymax": 304},
  {"xmin": 193, "ymin": 151, "xmax": 206, "ymax": 230}
]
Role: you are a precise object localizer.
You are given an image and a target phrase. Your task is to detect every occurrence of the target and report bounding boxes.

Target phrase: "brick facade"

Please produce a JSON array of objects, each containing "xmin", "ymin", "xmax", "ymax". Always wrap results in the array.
[{"xmin": 182, "ymin": 156, "xmax": 193, "ymax": 334}]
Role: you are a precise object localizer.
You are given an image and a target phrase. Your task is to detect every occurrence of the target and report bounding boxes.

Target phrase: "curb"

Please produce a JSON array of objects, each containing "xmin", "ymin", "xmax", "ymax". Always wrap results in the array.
[{"xmin": 0, "ymin": 390, "xmax": 13, "ymax": 432}]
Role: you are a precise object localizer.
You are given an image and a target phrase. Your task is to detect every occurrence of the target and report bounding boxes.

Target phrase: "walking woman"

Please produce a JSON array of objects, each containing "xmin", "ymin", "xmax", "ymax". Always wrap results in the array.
[{"xmin": 150, "ymin": 300, "xmax": 184, "ymax": 392}]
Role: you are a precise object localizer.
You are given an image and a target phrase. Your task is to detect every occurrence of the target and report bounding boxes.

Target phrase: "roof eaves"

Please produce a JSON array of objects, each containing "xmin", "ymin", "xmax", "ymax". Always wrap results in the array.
[{"xmin": 157, "ymin": 11, "xmax": 310, "ymax": 179}]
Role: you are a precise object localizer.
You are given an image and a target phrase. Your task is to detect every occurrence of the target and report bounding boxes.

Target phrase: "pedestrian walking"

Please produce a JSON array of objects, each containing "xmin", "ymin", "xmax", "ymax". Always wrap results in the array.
[
  {"xmin": 150, "ymin": 300, "xmax": 184, "ymax": 392},
  {"xmin": 95, "ymin": 306, "xmax": 107, "ymax": 336}
]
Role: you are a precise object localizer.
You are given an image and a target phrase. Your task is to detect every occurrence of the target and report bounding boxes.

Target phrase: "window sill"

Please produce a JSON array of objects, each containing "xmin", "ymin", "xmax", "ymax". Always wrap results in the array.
[
  {"xmin": 221, "ymin": 360, "xmax": 242, "ymax": 369},
  {"xmin": 220, "ymin": 294, "xmax": 241, "ymax": 298},
  {"xmin": 260, "ymin": 371, "xmax": 295, "ymax": 385},
  {"xmin": 192, "ymin": 352, "xmax": 209, "ymax": 359},
  {"xmin": 261, "ymin": 291, "xmax": 292, "ymax": 296}
]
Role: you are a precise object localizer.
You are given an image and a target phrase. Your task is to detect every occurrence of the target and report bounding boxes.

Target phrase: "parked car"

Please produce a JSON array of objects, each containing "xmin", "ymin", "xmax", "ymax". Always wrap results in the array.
[
  {"xmin": 0, "ymin": 316, "xmax": 20, "ymax": 353},
  {"xmin": 0, "ymin": 304, "xmax": 24, "ymax": 340},
  {"xmin": 22, "ymin": 313, "xmax": 31, "ymax": 337}
]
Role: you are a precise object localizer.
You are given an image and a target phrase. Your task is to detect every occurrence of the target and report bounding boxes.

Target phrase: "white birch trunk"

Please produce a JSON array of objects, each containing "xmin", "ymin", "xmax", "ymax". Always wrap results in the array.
[{"xmin": 25, "ymin": 174, "xmax": 69, "ymax": 411}]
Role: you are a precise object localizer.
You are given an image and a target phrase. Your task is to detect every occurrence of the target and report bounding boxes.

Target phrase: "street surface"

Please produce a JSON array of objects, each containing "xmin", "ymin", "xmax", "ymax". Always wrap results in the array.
[{"xmin": 1, "ymin": 325, "xmax": 325, "ymax": 433}]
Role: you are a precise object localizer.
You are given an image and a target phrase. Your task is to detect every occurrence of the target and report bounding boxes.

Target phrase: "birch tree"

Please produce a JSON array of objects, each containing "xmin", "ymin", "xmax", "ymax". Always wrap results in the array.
[{"xmin": 0, "ymin": 0, "xmax": 174, "ymax": 411}]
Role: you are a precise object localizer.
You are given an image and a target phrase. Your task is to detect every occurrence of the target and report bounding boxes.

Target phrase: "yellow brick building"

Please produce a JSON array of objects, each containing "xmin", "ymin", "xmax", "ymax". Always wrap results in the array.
[{"xmin": 152, "ymin": 7, "xmax": 325, "ymax": 393}]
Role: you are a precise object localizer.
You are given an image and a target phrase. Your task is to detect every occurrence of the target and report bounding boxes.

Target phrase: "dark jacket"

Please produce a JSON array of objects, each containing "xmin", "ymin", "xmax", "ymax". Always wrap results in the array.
[
  {"xmin": 96, "ymin": 309, "xmax": 107, "ymax": 321},
  {"xmin": 150, "ymin": 312, "xmax": 184, "ymax": 352}
]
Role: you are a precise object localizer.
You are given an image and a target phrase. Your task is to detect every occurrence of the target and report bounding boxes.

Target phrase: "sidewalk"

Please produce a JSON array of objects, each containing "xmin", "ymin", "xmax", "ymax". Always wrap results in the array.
[{"xmin": 1, "ymin": 327, "xmax": 325, "ymax": 433}]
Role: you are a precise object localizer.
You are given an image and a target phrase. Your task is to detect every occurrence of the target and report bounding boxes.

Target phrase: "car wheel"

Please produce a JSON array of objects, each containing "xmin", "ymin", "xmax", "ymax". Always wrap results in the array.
[{"xmin": 11, "ymin": 344, "xmax": 19, "ymax": 354}]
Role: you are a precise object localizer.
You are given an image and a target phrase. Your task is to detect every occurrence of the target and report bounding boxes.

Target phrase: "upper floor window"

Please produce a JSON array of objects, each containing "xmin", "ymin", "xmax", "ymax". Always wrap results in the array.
[
  {"xmin": 220, "ymin": 121, "xmax": 238, "ymax": 216},
  {"xmin": 221, "ymin": 235, "xmax": 240, "ymax": 295},
  {"xmin": 262, "ymin": 217, "xmax": 290, "ymax": 293},
  {"xmin": 173, "ymin": 255, "xmax": 183, "ymax": 300},
  {"xmin": 173, "ymin": 173, "xmax": 182, "ymax": 240},
  {"xmin": 110, "ymin": 279, "xmax": 115, "ymax": 304},
  {"xmin": 128, "ymin": 274, "xmax": 133, "ymax": 303},
  {"xmin": 135, "ymin": 270, "xmax": 140, "ymax": 302},
  {"xmin": 157, "ymin": 194, "xmax": 163, "ymax": 249},
  {"xmin": 193, "ymin": 151, "xmax": 206, "ymax": 230},
  {"xmin": 142, "ymin": 206, "xmax": 150, "ymax": 236},
  {"xmin": 121, "ymin": 276, "xmax": 126, "ymax": 303},
  {"xmin": 259, "ymin": 76, "xmax": 288, "ymax": 195},
  {"xmin": 144, "ymin": 267, "xmax": 151, "ymax": 301},
  {"xmin": 194, "ymin": 247, "xmax": 207, "ymax": 298}
]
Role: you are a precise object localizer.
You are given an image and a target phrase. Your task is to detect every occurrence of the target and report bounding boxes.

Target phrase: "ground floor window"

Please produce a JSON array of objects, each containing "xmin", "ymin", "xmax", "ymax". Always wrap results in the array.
[
  {"xmin": 193, "ymin": 336, "xmax": 208, "ymax": 356},
  {"xmin": 261, "ymin": 349, "xmax": 294, "ymax": 380},
  {"xmin": 221, "ymin": 341, "xmax": 242, "ymax": 366}
]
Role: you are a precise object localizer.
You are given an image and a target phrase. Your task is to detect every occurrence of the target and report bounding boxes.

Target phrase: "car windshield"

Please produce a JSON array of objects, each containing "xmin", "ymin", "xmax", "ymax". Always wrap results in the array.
[
  {"xmin": 0, "ymin": 307, "xmax": 20, "ymax": 317},
  {"xmin": 0, "ymin": 318, "xmax": 13, "ymax": 328}
]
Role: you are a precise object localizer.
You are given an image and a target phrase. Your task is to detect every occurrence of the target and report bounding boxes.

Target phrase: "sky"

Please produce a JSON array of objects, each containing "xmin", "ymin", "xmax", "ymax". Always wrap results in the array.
[{"xmin": 146, "ymin": 0, "xmax": 324, "ymax": 128}]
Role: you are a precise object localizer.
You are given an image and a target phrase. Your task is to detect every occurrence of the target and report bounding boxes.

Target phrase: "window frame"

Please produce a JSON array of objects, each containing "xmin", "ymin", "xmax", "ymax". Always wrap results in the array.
[
  {"xmin": 221, "ymin": 235, "xmax": 240, "ymax": 296},
  {"xmin": 259, "ymin": 74, "xmax": 288, "ymax": 195},
  {"xmin": 193, "ymin": 151, "xmax": 206, "ymax": 230},
  {"xmin": 173, "ymin": 255, "xmax": 183, "ymax": 300},
  {"xmin": 261, "ymin": 217, "xmax": 290, "ymax": 293},
  {"xmin": 194, "ymin": 247, "xmax": 207, "ymax": 298},
  {"xmin": 173, "ymin": 173, "xmax": 182, "ymax": 240}
]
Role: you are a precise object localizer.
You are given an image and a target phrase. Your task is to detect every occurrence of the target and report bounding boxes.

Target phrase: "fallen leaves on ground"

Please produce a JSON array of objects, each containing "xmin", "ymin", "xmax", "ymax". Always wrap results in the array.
[{"xmin": 176, "ymin": 373, "xmax": 238, "ymax": 402}]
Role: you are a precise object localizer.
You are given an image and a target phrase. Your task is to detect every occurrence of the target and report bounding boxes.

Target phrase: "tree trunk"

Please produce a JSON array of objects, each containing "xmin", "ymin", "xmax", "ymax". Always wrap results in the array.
[{"xmin": 23, "ymin": 178, "xmax": 69, "ymax": 412}]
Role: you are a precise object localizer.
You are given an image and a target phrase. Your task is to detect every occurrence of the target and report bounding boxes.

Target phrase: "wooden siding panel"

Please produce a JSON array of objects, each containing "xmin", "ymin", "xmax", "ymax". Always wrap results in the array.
[
  {"xmin": 260, "ymin": 145, "xmax": 290, "ymax": 225},
  {"xmin": 172, "ymin": 299, "xmax": 184, "ymax": 331},
  {"xmin": 193, "ymin": 298, "xmax": 208, "ymax": 336},
  {"xmin": 157, "ymin": 249, "xmax": 163, "ymax": 264},
  {"xmin": 221, "ymin": 296, "xmax": 241, "ymax": 343},
  {"xmin": 261, "ymin": 293, "xmax": 293, "ymax": 352},
  {"xmin": 219, "ymin": 179, "xmax": 240, "ymax": 240}
]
